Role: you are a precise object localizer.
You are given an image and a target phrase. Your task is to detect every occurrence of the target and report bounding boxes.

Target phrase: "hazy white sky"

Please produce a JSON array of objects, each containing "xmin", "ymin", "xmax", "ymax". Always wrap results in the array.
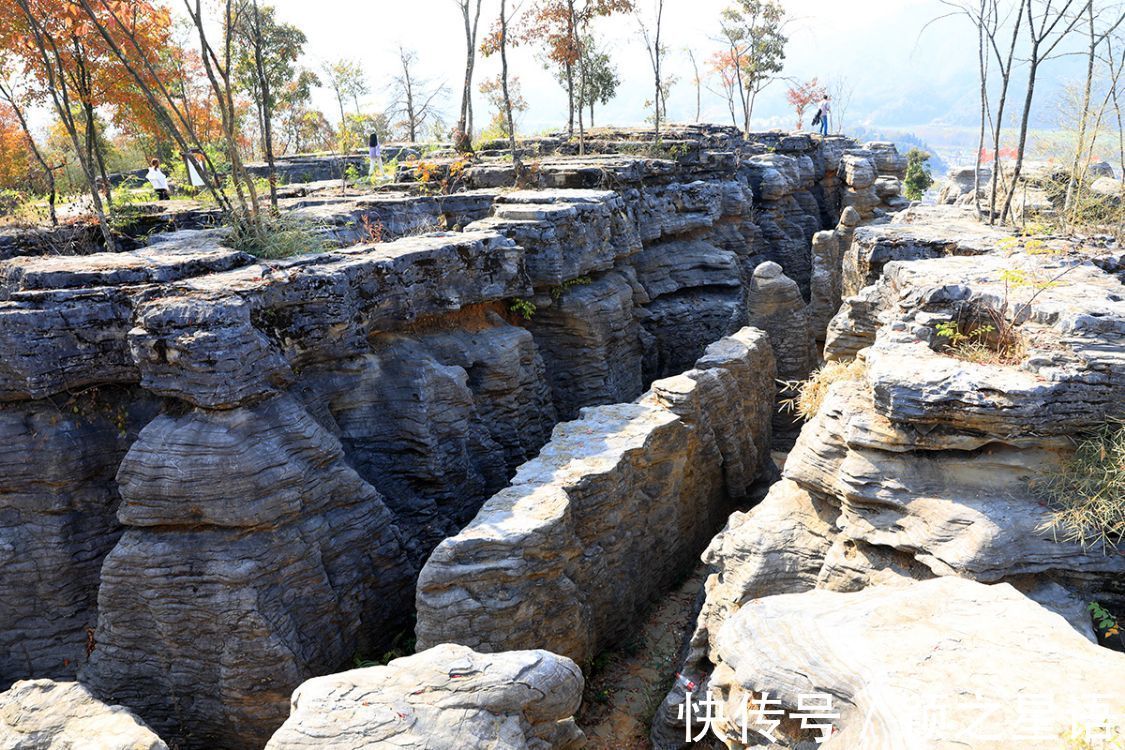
[{"xmin": 267, "ymin": 0, "xmax": 986, "ymax": 133}]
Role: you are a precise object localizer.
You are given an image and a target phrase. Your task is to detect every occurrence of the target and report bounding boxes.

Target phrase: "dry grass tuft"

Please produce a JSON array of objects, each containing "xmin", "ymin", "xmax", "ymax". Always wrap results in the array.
[
  {"xmin": 780, "ymin": 359, "xmax": 868, "ymax": 421},
  {"xmin": 1037, "ymin": 419, "xmax": 1125, "ymax": 553}
]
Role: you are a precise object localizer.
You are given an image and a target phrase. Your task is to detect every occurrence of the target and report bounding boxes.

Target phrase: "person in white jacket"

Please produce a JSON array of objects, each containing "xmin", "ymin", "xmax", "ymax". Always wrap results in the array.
[{"xmin": 146, "ymin": 158, "xmax": 170, "ymax": 200}]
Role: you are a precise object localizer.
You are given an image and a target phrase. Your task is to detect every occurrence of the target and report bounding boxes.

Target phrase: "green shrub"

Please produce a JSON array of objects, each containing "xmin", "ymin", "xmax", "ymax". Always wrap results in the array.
[
  {"xmin": 508, "ymin": 297, "xmax": 536, "ymax": 320},
  {"xmin": 903, "ymin": 147, "xmax": 934, "ymax": 201}
]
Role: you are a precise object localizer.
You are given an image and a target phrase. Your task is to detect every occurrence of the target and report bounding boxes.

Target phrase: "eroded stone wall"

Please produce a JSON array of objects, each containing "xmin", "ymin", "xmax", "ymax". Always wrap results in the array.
[{"xmin": 0, "ymin": 130, "xmax": 906, "ymax": 748}]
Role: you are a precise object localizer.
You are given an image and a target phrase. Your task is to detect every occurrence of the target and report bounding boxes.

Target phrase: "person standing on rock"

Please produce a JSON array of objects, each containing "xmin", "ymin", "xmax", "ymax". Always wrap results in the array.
[
  {"xmin": 816, "ymin": 95, "xmax": 831, "ymax": 136},
  {"xmin": 368, "ymin": 132, "xmax": 384, "ymax": 181},
  {"xmin": 146, "ymin": 158, "xmax": 170, "ymax": 201}
]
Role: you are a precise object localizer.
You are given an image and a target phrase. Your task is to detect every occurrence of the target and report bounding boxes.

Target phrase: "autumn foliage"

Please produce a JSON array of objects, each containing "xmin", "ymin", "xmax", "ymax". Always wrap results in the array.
[
  {"xmin": 0, "ymin": 106, "xmax": 34, "ymax": 190},
  {"xmin": 786, "ymin": 77, "xmax": 826, "ymax": 131}
]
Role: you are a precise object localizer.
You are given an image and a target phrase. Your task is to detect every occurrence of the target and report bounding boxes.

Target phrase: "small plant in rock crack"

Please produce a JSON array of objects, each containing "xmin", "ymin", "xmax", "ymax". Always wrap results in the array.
[
  {"xmin": 550, "ymin": 276, "xmax": 592, "ymax": 300},
  {"xmin": 359, "ymin": 214, "xmax": 384, "ymax": 244},
  {"xmin": 934, "ymin": 259, "xmax": 1076, "ymax": 366},
  {"xmin": 508, "ymin": 297, "xmax": 537, "ymax": 320},
  {"xmin": 1089, "ymin": 602, "xmax": 1120, "ymax": 638}
]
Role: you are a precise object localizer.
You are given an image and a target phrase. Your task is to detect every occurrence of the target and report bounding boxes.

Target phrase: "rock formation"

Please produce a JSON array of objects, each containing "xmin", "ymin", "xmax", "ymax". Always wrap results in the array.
[
  {"xmin": 709, "ymin": 578, "xmax": 1125, "ymax": 749},
  {"xmin": 657, "ymin": 204, "xmax": 1125, "ymax": 747},
  {"xmin": 0, "ymin": 680, "xmax": 166, "ymax": 750},
  {"xmin": 0, "ymin": 129, "xmax": 909, "ymax": 747},
  {"xmin": 415, "ymin": 326, "xmax": 777, "ymax": 668},
  {"xmin": 265, "ymin": 644, "xmax": 585, "ymax": 750}
]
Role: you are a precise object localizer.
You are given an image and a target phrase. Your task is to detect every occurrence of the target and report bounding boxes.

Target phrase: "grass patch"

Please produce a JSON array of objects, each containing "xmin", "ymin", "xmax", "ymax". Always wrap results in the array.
[
  {"xmin": 225, "ymin": 210, "xmax": 325, "ymax": 259},
  {"xmin": 1036, "ymin": 419, "xmax": 1125, "ymax": 552},
  {"xmin": 780, "ymin": 359, "xmax": 867, "ymax": 420}
]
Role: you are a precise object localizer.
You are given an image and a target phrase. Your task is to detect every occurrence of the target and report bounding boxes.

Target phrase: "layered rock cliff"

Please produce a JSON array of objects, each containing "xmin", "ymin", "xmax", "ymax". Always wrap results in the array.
[
  {"xmin": 0, "ymin": 129, "xmax": 905, "ymax": 748},
  {"xmin": 658, "ymin": 204, "xmax": 1125, "ymax": 748}
]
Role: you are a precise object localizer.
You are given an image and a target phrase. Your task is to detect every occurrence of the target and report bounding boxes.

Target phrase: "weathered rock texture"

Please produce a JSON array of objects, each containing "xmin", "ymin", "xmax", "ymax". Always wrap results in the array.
[
  {"xmin": 0, "ymin": 680, "xmax": 166, "ymax": 750},
  {"xmin": 415, "ymin": 326, "xmax": 776, "ymax": 667},
  {"xmin": 0, "ymin": 130, "xmax": 901, "ymax": 747},
  {"xmin": 265, "ymin": 644, "xmax": 585, "ymax": 750},
  {"xmin": 658, "ymin": 205, "xmax": 1125, "ymax": 748},
  {"xmin": 709, "ymin": 578, "xmax": 1125, "ymax": 749}
]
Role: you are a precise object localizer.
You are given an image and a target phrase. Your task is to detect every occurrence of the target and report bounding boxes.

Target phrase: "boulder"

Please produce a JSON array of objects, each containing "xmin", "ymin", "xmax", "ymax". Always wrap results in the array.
[
  {"xmin": 709, "ymin": 578, "xmax": 1125, "ymax": 749},
  {"xmin": 0, "ymin": 680, "xmax": 166, "ymax": 750},
  {"xmin": 265, "ymin": 645, "xmax": 585, "ymax": 750}
]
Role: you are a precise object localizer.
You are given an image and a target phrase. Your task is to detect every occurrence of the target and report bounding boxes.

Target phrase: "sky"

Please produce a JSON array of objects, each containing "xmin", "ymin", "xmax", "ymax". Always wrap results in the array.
[{"xmin": 268, "ymin": 0, "xmax": 993, "ymax": 136}]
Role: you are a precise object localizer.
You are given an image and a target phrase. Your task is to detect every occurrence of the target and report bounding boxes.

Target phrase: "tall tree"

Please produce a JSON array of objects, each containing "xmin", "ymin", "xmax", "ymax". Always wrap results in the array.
[
  {"xmin": 71, "ymin": 0, "xmax": 233, "ymax": 212},
  {"xmin": 786, "ymin": 77, "xmax": 826, "ymax": 131},
  {"xmin": 686, "ymin": 47, "xmax": 702, "ymax": 123},
  {"xmin": 939, "ymin": 0, "xmax": 1027, "ymax": 220},
  {"xmin": 234, "ymin": 1, "xmax": 308, "ymax": 210},
  {"xmin": 0, "ymin": 67, "xmax": 58, "ymax": 224},
  {"xmin": 388, "ymin": 45, "xmax": 449, "ymax": 142},
  {"xmin": 322, "ymin": 58, "xmax": 367, "ymax": 193},
  {"xmin": 1063, "ymin": 1, "xmax": 1125, "ymax": 215},
  {"xmin": 999, "ymin": 0, "xmax": 1089, "ymax": 224},
  {"xmin": 482, "ymin": 0, "xmax": 522, "ymax": 175},
  {"xmin": 636, "ymin": 0, "xmax": 667, "ymax": 140},
  {"xmin": 577, "ymin": 33, "xmax": 619, "ymax": 127},
  {"xmin": 708, "ymin": 49, "xmax": 741, "ymax": 127},
  {"xmin": 454, "ymin": 0, "xmax": 484, "ymax": 149},
  {"xmin": 717, "ymin": 0, "xmax": 787, "ymax": 136},
  {"xmin": 8, "ymin": 0, "xmax": 118, "ymax": 248},
  {"xmin": 523, "ymin": 0, "xmax": 631, "ymax": 148}
]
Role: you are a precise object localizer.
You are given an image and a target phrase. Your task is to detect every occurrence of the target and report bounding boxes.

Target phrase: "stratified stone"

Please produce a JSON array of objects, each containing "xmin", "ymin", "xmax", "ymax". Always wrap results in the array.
[
  {"xmin": 0, "ymin": 679, "xmax": 167, "ymax": 750},
  {"xmin": 0, "ymin": 390, "xmax": 159, "ymax": 688},
  {"xmin": 265, "ymin": 645, "xmax": 585, "ymax": 750},
  {"xmin": 415, "ymin": 327, "xmax": 775, "ymax": 668},
  {"xmin": 294, "ymin": 309, "xmax": 556, "ymax": 556},
  {"xmin": 526, "ymin": 270, "xmax": 645, "ymax": 420},
  {"xmin": 82, "ymin": 395, "xmax": 413, "ymax": 749}
]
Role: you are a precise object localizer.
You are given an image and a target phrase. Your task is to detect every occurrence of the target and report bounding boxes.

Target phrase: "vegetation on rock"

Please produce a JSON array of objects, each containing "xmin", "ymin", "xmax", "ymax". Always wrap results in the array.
[{"xmin": 1038, "ymin": 419, "xmax": 1125, "ymax": 552}]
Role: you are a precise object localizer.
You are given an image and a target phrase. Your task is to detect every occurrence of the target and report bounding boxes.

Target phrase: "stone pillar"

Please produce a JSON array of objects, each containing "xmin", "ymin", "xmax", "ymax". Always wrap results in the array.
[{"xmin": 747, "ymin": 261, "xmax": 816, "ymax": 446}]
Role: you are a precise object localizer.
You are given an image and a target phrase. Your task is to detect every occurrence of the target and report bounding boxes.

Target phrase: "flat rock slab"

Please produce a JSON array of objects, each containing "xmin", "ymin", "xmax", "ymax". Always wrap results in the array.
[{"xmin": 0, "ymin": 238, "xmax": 249, "ymax": 298}]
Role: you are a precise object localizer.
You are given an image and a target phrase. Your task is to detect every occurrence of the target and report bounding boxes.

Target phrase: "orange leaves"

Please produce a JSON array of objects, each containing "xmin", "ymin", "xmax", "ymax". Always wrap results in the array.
[{"xmin": 0, "ymin": 104, "xmax": 35, "ymax": 190}]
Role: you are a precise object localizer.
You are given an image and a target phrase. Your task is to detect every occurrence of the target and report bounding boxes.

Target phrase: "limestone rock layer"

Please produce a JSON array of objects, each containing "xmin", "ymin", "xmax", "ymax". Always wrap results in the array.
[{"xmin": 0, "ymin": 130, "xmax": 901, "ymax": 748}]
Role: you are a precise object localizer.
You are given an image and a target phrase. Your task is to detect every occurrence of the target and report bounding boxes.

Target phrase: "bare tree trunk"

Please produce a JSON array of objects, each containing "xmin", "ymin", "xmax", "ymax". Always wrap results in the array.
[
  {"xmin": 457, "ymin": 0, "xmax": 482, "ymax": 143},
  {"xmin": 251, "ymin": 0, "xmax": 279, "ymax": 210},
  {"xmin": 567, "ymin": 0, "xmax": 576, "ymax": 139},
  {"xmin": 499, "ymin": 0, "xmax": 522, "ymax": 177},
  {"xmin": 1108, "ymin": 37, "xmax": 1125, "ymax": 191},
  {"xmin": 0, "ymin": 78, "xmax": 58, "ymax": 225},
  {"xmin": 688, "ymin": 49, "xmax": 701, "ymax": 122},
  {"xmin": 1065, "ymin": 2, "xmax": 1097, "ymax": 218},
  {"xmin": 638, "ymin": 0, "xmax": 666, "ymax": 141},
  {"xmin": 987, "ymin": 0, "xmax": 1027, "ymax": 224},
  {"xmin": 1001, "ymin": 0, "xmax": 1086, "ymax": 225},
  {"xmin": 973, "ymin": 0, "xmax": 990, "ymax": 217}
]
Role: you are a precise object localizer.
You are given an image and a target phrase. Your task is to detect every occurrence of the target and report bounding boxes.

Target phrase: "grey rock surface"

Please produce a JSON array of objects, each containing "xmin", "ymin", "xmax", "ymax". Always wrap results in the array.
[
  {"xmin": 82, "ymin": 395, "xmax": 414, "ymax": 748},
  {"xmin": 415, "ymin": 326, "xmax": 776, "ymax": 667}
]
